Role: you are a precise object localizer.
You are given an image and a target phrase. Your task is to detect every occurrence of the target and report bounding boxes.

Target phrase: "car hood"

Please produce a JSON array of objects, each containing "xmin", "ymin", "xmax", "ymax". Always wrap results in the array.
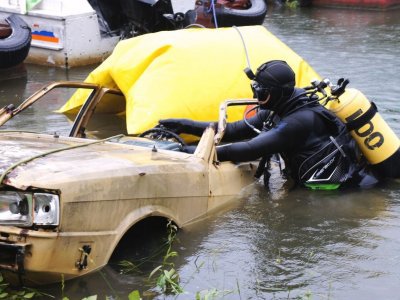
[{"xmin": 0, "ymin": 132, "xmax": 196, "ymax": 190}]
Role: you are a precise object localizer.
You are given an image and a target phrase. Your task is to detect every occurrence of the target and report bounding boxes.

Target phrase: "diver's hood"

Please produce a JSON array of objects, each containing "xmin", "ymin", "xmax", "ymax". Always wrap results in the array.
[{"xmin": 253, "ymin": 60, "xmax": 296, "ymax": 113}]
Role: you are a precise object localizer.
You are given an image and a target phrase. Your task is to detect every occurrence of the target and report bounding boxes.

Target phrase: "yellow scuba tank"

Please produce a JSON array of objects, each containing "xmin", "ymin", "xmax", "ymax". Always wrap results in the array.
[{"xmin": 326, "ymin": 87, "xmax": 400, "ymax": 177}]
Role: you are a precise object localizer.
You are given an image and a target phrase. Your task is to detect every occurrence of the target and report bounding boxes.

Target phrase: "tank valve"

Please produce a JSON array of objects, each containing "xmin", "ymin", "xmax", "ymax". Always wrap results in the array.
[{"xmin": 330, "ymin": 78, "xmax": 350, "ymax": 97}]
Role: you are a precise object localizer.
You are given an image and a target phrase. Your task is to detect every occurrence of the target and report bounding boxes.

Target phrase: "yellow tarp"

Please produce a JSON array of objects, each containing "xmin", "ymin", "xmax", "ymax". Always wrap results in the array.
[{"xmin": 60, "ymin": 25, "xmax": 320, "ymax": 134}]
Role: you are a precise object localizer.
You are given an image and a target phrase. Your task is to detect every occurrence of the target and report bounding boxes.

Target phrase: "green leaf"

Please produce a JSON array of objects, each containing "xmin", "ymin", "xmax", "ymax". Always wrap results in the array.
[
  {"xmin": 149, "ymin": 265, "xmax": 162, "ymax": 279},
  {"xmin": 163, "ymin": 269, "xmax": 172, "ymax": 279},
  {"xmin": 165, "ymin": 251, "xmax": 178, "ymax": 259},
  {"xmin": 23, "ymin": 292, "xmax": 36, "ymax": 298},
  {"xmin": 128, "ymin": 290, "xmax": 141, "ymax": 300},
  {"xmin": 0, "ymin": 293, "xmax": 9, "ymax": 299},
  {"xmin": 156, "ymin": 274, "xmax": 166, "ymax": 290},
  {"xmin": 82, "ymin": 296, "xmax": 97, "ymax": 300}
]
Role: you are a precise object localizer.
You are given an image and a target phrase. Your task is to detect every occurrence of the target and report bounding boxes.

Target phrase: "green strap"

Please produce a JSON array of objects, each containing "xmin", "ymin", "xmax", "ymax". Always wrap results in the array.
[{"xmin": 304, "ymin": 183, "xmax": 341, "ymax": 190}]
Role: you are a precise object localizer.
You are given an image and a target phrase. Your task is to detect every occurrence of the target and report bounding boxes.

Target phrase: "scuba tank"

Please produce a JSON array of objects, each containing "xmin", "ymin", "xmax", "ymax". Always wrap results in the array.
[{"xmin": 322, "ymin": 79, "xmax": 400, "ymax": 178}]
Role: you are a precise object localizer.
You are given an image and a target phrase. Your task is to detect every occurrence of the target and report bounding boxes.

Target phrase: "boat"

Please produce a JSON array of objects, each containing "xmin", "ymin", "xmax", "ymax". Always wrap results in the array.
[
  {"xmin": 0, "ymin": 0, "xmax": 120, "ymax": 68},
  {"xmin": 0, "ymin": 14, "xmax": 31, "ymax": 69},
  {"xmin": 306, "ymin": 0, "xmax": 400, "ymax": 9},
  {"xmin": 0, "ymin": 0, "xmax": 267, "ymax": 68},
  {"xmin": 176, "ymin": 0, "xmax": 268, "ymax": 28},
  {"xmin": 93, "ymin": 0, "xmax": 268, "ymax": 34}
]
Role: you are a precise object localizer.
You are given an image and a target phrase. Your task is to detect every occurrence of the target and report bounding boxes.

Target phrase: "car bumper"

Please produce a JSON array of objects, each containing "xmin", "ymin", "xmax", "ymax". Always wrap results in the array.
[{"xmin": 0, "ymin": 226, "xmax": 115, "ymax": 285}]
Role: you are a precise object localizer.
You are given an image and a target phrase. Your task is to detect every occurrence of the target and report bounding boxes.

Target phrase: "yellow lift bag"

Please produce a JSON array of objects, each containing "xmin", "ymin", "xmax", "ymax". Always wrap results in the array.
[{"xmin": 60, "ymin": 25, "xmax": 320, "ymax": 134}]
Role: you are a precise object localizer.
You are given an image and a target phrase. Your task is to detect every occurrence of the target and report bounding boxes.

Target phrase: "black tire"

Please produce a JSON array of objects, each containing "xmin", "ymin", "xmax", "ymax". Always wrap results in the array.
[
  {"xmin": 216, "ymin": 0, "xmax": 268, "ymax": 27},
  {"xmin": 0, "ymin": 14, "xmax": 32, "ymax": 69}
]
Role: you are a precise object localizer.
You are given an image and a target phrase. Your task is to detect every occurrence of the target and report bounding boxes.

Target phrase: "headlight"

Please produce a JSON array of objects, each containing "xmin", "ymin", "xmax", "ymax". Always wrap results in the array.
[
  {"xmin": 0, "ymin": 192, "xmax": 32, "ymax": 226},
  {"xmin": 0, "ymin": 191, "xmax": 59, "ymax": 227},
  {"xmin": 33, "ymin": 193, "xmax": 60, "ymax": 226}
]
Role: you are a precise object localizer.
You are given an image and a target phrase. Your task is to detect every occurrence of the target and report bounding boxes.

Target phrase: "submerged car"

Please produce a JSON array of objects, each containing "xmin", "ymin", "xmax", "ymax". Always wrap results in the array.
[{"xmin": 0, "ymin": 82, "xmax": 258, "ymax": 285}]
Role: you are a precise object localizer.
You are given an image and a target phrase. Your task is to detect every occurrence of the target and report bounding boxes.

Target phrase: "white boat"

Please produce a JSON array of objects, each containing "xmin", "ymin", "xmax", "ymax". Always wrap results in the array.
[
  {"xmin": 0, "ymin": 0, "xmax": 267, "ymax": 68},
  {"xmin": 0, "ymin": 0, "xmax": 120, "ymax": 68}
]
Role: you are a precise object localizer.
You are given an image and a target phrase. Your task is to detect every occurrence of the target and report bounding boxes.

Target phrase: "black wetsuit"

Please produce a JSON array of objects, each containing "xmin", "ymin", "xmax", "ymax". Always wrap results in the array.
[
  {"xmin": 216, "ymin": 88, "xmax": 371, "ymax": 188},
  {"xmin": 161, "ymin": 88, "xmax": 381, "ymax": 188}
]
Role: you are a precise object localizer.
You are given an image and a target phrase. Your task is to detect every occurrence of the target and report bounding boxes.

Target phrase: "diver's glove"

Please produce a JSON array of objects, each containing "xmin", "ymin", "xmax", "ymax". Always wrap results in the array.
[
  {"xmin": 159, "ymin": 118, "xmax": 215, "ymax": 137},
  {"xmin": 159, "ymin": 118, "xmax": 191, "ymax": 134}
]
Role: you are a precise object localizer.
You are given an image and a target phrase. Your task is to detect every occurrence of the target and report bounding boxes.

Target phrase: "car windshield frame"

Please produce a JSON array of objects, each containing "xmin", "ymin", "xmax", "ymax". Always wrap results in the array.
[
  {"xmin": 0, "ymin": 81, "xmax": 259, "ymax": 146},
  {"xmin": 0, "ymin": 81, "xmax": 125, "ymax": 138}
]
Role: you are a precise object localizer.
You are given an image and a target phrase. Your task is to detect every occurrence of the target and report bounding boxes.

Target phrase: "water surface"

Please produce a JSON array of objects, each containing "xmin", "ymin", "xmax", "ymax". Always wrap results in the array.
[{"xmin": 1, "ymin": 5, "xmax": 400, "ymax": 299}]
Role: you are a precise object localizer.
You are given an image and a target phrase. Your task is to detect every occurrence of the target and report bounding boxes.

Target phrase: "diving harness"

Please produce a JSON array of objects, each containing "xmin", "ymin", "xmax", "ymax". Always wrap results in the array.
[{"xmin": 245, "ymin": 77, "xmax": 400, "ymax": 190}]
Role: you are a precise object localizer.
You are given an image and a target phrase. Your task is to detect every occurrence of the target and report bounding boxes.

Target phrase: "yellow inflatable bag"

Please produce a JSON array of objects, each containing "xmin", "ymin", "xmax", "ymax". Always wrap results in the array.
[{"xmin": 60, "ymin": 25, "xmax": 320, "ymax": 134}]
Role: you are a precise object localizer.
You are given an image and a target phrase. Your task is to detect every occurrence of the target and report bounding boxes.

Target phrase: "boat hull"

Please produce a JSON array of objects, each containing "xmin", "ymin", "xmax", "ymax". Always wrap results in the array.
[{"xmin": 0, "ymin": 0, "xmax": 119, "ymax": 68}]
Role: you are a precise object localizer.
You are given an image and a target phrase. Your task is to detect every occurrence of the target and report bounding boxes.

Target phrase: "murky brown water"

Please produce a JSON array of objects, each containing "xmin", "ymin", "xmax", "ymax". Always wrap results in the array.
[{"xmin": 1, "ymin": 5, "xmax": 400, "ymax": 300}]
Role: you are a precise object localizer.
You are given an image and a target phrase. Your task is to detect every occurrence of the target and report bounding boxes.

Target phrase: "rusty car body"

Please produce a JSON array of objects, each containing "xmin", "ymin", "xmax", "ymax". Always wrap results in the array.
[{"xmin": 0, "ymin": 81, "xmax": 258, "ymax": 285}]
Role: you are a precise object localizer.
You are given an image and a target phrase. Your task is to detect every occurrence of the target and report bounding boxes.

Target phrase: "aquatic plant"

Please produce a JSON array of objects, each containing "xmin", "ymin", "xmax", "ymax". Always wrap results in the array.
[
  {"xmin": 148, "ymin": 220, "xmax": 184, "ymax": 295},
  {"xmin": 117, "ymin": 219, "xmax": 184, "ymax": 295},
  {"xmin": 285, "ymin": 0, "xmax": 299, "ymax": 8},
  {"xmin": 0, "ymin": 272, "xmax": 53, "ymax": 299},
  {"xmin": 195, "ymin": 288, "xmax": 235, "ymax": 300}
]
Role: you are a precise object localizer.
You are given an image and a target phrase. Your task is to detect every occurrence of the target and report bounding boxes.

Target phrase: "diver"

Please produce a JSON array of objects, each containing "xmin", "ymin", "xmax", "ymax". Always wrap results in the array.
[{"xmin": 159, "ymin": 60, "xmax": 391, "ymax": 189}]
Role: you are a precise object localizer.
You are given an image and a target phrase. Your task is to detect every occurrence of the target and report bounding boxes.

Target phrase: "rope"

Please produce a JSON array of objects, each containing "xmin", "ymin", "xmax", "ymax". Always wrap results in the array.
[
  {"xmin": 0, "ymin": 134, "xmax": 124, "ymax": 185},
  {"xmin": 207, "ymin": 0, "xmax": 219, "ymax": 28}
]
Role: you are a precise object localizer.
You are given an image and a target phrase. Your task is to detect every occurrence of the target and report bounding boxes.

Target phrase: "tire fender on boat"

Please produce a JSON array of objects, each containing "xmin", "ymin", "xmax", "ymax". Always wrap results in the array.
[
  {"xmin": 0, "ymin": 14, "xmax": 32, "ymax": 69},
  {"xmin": 216, "ymin": 0, "xmax": 267, "ymax": 27}
]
